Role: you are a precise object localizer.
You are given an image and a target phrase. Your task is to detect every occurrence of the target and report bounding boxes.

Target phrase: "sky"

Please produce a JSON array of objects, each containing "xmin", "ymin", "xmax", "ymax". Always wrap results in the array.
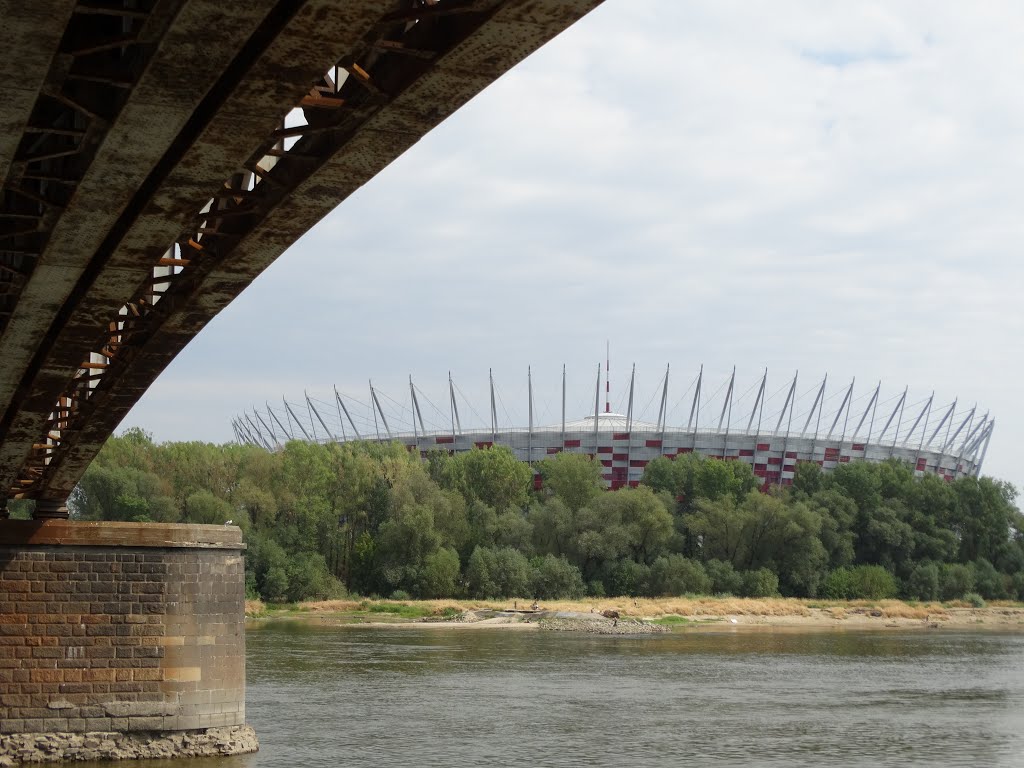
[{"xmin": 124, "ymin": 1, "xmax": 1024, "ymax": 495}]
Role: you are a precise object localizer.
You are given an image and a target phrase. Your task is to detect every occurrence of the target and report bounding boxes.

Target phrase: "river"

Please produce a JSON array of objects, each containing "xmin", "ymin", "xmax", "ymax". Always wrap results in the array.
[{"xmin": 122, "ymin": 623, "xmax": 1024, "ymax": 767}]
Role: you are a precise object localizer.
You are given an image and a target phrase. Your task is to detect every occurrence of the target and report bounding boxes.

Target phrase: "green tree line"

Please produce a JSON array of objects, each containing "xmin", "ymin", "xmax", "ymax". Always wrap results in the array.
[{"xmin": 67, "ymin": 428, "xmax": 1024, "ymax": 603}]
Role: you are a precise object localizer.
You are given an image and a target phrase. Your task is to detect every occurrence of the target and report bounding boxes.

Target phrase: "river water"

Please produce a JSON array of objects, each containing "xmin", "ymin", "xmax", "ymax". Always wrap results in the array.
[{"xmin": 130, "ymin": 623, "xmax": 1024, "ymax": 767}]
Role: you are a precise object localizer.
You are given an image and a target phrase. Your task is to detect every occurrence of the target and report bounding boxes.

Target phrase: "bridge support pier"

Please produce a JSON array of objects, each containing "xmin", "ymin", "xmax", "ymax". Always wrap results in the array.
[{"xmin": 0, "ymin": 521, "xmax": 257, "ymax": 763}]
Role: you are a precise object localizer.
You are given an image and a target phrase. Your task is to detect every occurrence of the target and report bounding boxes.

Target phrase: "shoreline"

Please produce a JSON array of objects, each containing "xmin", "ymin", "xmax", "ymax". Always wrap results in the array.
[{"xmin": 245, "ymin": 597, "xmax": 1024, "ymax": 633}]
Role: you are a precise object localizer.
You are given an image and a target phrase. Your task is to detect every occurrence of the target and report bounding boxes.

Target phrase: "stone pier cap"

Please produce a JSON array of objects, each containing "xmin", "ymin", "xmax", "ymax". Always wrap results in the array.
[{"xmin": 0, "ymin": 520, "xmax": 244, "ymax": 549}]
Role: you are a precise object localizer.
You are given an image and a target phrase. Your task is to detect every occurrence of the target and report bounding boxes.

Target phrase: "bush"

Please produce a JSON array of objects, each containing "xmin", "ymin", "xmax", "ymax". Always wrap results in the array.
[
  {"xmin": 705, "ymin": 559, "xmax": 743, "ymax": 595},
  {"xmin": 849, "ymin": 565, "xmax": 897, "ymax": 600},
  {"xmin": 606, "ymin": 560, "xmax": 651, "ymax": 597},
  {"xmin": 286, "ymin": 552, "xmax": 345, "ymax": 602},
  {"xmin": 971, "ymin": 558, "xmax": 1006, "ymax": 600},
  {"xmin": 821, "ymin": 566, "xmax": 897, "ymax": 600},
  {"xmin": 741, "ymin": 568, "xmax": 779, "ymax": 598},
  {"xmin": 905, "ymin": 563, "xmax": 940, "ymax": 602},
  {"xmin": 939, "ymin": 563, "xmax": 976, "ymax": 601},
  {"xmin": 649, "ymin": 555, "xmax": 711, "ymax": 596},
  {"xmin": 531, "ymin": 555, "xmax": 585, "ymax": 600},
  {"xmin": 821, "ymin": 568, "xmax": 855, "ymax": 599},
  {"xmin": 1012, "ymin": 572, "xmax": 1024, "ymax": 602},
  {"xmin": 587, "ymin": 580, "xmax": 606, "ymax": 598},
  {"xmin": 389, "ymin": 590, "xmax": 412, "ymax": 601},
  {"xmin": 244, "ymin": 571, "xmax": 260, "ymax": 601},
  {"xmin": 963, "ymin": 592, "xmax": 986, "ymax": 608}
]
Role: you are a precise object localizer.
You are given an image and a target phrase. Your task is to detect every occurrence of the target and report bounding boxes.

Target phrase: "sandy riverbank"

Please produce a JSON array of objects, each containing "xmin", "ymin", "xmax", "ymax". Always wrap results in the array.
[{"xmin": 246, "ymin": 597, "xmax": 1024, "ymax": 632}]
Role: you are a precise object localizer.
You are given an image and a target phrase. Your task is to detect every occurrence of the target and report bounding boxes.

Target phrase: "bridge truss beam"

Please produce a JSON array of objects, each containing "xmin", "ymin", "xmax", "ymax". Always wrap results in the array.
[{"xmin": 1, "ymin": 0, "xmax": 603, "ymax": 504}]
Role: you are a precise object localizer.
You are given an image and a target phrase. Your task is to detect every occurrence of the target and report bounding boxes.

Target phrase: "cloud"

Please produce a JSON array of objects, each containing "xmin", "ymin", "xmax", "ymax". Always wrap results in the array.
[{"xmin": 123, "ymin": 1, "xmax": 1023, "ymax": 494}]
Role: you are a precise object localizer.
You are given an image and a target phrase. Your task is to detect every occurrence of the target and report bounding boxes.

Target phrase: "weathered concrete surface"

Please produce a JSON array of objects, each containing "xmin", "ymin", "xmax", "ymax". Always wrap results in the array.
[{"xmin": 0, "ymin": 1, "xmax": 77, "ymax": 183}]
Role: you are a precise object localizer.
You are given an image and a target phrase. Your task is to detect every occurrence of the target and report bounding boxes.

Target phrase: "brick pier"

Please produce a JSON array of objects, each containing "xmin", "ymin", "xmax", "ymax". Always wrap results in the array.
[{"xmin": 0, "ymin": 521, "xmax": 247, "ymax": 736}]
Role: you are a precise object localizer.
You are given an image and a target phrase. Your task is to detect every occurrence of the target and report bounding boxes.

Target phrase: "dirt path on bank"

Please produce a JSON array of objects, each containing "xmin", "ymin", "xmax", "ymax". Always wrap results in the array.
[{"xmin": 247, "ymin": 598, "xmax": 1024, "ymax": 632}]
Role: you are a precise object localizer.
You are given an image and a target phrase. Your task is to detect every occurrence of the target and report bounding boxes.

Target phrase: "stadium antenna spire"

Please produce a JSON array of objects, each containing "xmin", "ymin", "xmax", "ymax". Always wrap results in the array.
[
  {"xmin": 268, "ymin": 402, "xmax": 292, "ymax": 440},
  {"xmin": 254, "ymin": 408, "xmax": 279, "ymax": 448},
  {"xmin": 626, "ymin": 363, "xmax": 636, "ymax": 431},
  {"xmin": 719, "ymin": 366, "xmax": 736, "ymax": 456},
  {"xmin": 305, "ymin": 391, "xmax": 318, "ymax": 441},
  {"xmin": 884, "ymin": 386, "xmax": 908, "ymax": 457},
  {"xmin": 747, "ymin": 368, "xmax": 767, "ymax": 437},
  {"xmin": 561, "ymin": 364, "xmax": 566, "ymax": 442},
  {"xmin": 605, "ymin": 340, "xmax": 611, "ymax": 413},
  {"xmin": 947, "ymin": 405, "xmax": 976, "ymax": 478},
  {"xmin": 489, "ymin": 368, "xmax": 497, "ymax": 442},
  {"xmin": 410, "ymin": 376, "xmax": 417, "ymax": 441},
  {"xmin": 657, "ymin": 364, "xmax": 670, "ymax": 440},
  {"xmin": 975, "ymin": 420, "xmax": 995, "ymax": 476},
  {"xmin": 307, "ymin": 391, "xmax": 334, "ymax": 442},
  {"xmin": 688, "ymin": 364, "xmax": 704, "ymax": 450},
  {"xmin": 448, "ymin": 372, "xmax": 462, "ymax": 438},
  {"xmin": 527, "ymin": 366, "xmax": 534, "ymax": 465},
  {"xmin": 369, "ymin": 380, "xmax": 390, "ymax": 439},
  {"xmin": 334, "ymin": 386, "xmax": 359, "ymax": 440}
]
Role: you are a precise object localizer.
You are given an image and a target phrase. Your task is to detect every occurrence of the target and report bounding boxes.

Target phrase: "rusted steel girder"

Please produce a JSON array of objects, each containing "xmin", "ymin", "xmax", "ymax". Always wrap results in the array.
[
  {"xmin": 10, "ymin": 0, "xmax": 603, "ymax": 504},
  {"xmin": 0, "ymin": 0, "xmax": 193, "ymax": 340},
  {"xmin": 0, "ymin": 2, "xmax": 77, "ymax": 181},
  {"xmin": 0, "ymin": 0, "xmax": 293, "ymax": 499},
  {"xmin": 0, "ymin": 0, "xmax": 77, "ymax": 356}
]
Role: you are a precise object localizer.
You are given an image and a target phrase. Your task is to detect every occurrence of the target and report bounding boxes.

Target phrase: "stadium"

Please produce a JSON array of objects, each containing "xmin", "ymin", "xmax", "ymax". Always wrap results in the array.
[{"xmin": 232, "ymin": 362, "xmax": 994, "ymax": 489}]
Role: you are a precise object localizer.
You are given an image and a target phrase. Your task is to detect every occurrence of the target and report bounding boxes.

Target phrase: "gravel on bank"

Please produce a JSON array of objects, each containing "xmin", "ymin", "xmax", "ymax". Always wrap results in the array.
[
  {"xmin": 537, "ymin": 613, "xmax": 670, "ymax": 634},
  {"xmin": 0, "ymin": 726, "xmax": 258, "ymax": 765}
]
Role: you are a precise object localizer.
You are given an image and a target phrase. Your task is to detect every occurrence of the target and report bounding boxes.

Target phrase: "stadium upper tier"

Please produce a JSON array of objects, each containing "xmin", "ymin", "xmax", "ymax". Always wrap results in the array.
[{"xmin": 233, "ymin": 365, "xmax": 994, "ymax": 489}]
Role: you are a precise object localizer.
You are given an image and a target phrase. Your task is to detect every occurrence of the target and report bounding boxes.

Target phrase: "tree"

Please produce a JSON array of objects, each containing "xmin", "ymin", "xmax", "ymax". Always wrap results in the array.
[
  {"xmin": 466, "ymin": 546, "xmax": 497, "ymax": 598},
  {"xmin": 591, "ymin": 486, "xmax": 674, "ymax": 565},
  {"xmin": 686, "ymin": 492, "xmax": 827, "ymax": 595},
  {"xmin": 537, "ymin": 452, "xmax": 603, "ymax": 511},
  {"xmin": 458, "ymin": 446, "xmax": 532, "ymax": 511},
  {"xmin": 792, "ymin": 461, "xmax": 826, "ymax": 497},
  {"xmin": 466, "ymin": 546, "xmax": 532, "ymax": 598},
  {"xmin": 529, "ymin": 498, "xmax": 576, "ymax": 558},
  {"xmin": 421, "ymin": 548, "xmax": 461, "ymax": 598},
  {"xmin": 374, "ymin": 503, "xmax": 442, "ymax": 595}
]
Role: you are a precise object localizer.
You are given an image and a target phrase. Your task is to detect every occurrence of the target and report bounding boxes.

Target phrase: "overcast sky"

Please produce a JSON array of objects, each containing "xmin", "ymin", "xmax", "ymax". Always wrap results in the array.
[{"xmin": 125, "ymin": 1, "xmax": 1024, "ymax": 495}]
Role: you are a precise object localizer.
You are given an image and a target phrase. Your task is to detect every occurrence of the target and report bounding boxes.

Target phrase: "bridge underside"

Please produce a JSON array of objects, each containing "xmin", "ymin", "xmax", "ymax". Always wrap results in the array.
[{"xmin": 0, "ymin": 0, "xmax": 602, "ymax": 514}]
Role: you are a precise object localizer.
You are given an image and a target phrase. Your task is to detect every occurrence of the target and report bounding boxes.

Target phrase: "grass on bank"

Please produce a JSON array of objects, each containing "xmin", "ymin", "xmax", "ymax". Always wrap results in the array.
[{"xmin": 245, "ymin": 595, "xmax": 1024, "ymax": 621}]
